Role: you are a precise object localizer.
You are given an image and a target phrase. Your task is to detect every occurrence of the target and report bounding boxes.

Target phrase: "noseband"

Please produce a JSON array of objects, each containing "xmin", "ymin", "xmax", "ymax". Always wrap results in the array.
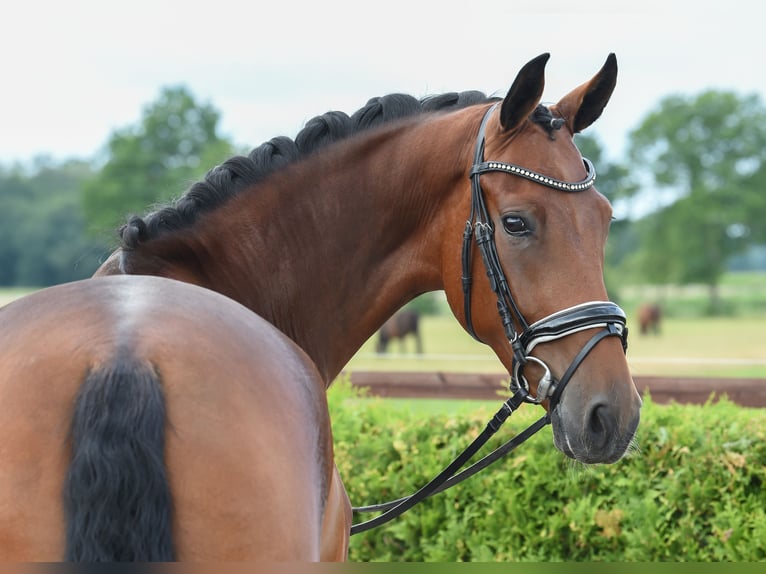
[{"xmin": 461, "ymin": 103, "xmax": 628, "ymax": 408}]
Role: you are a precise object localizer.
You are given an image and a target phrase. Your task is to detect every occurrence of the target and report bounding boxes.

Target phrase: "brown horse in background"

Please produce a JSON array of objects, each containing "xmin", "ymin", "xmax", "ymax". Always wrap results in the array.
[
  {"xmin": 376, "ymin": 309, "xmax": 422, "ymax": 354},
  {"xmin": 638, "ymin": 303, "xmax": 662, "ymax": 335},
  {"xmin": 0, "ymin": 53, "xmax": 641, "ymax": 561}
]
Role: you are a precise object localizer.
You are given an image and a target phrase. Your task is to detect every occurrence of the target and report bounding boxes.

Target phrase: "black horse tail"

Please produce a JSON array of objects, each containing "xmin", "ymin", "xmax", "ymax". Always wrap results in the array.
[{"xmin": 63, "ymin": 354, "xmax": 174, "ymax": 561}]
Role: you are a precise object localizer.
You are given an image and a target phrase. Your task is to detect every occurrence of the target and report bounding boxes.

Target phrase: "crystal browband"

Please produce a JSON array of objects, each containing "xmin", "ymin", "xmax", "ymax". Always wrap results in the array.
[{"xmin": 469, "ymin": 157, "xmax": 596, "ymax": 192}]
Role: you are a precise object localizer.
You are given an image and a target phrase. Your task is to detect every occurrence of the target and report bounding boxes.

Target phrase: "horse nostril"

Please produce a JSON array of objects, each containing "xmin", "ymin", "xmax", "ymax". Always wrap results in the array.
[
  {"xmin": 588, "ymin": 403, "xmax": 614, "ymax": 448},
  {"xmin": 589, "ymin": 404, "xmax": 606, "ymax": 434}
]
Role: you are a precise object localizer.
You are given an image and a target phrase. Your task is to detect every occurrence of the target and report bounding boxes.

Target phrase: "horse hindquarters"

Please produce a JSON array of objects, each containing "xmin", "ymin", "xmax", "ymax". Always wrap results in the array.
[
  {"xmin": 64, "ymin": 355, "xmax": 173, "ymax": 561},
  {"xmin": 0, "ymin": 276, "xmax": 333, "ymax": 561}
]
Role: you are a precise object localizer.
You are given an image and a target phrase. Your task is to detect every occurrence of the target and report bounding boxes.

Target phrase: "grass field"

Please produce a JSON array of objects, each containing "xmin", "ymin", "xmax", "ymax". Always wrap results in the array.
[
  {"xmin": 2, "ymin": 282, "xmax": 765, "ymax": 379},
  {"xmin": 346, "ymin": 273, "xmax": 766, "ymax": 378},
  {"xmin": 345, "ymin": 312, "xmax": 766, "ymax": 378}
]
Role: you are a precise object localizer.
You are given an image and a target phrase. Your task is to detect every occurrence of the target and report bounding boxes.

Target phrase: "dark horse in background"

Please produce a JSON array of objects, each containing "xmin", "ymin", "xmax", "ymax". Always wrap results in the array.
[
  {"xmin": 0, "ymin": 54, "xmax": 641, "ymax": 561},
  {"xmin": 638, "ymin": 303, "xmax": 662, "ymax": 335},
  {"xmin": 376, "ymin": 309, "xmax": 422, "ymax": 354}
]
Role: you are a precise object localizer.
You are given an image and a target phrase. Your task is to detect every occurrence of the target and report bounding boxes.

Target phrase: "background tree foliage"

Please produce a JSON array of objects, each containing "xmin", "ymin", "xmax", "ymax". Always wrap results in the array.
[
  {"xmin": 82, "ymin": 85, "xmax": 236, "ymax": 234},
  {"xmin": 574, "ymin": 134, "xmax": 638, "ymax": 274},
  {"xmin": 0, "ymin": 86, "xmax": 235, "ymax": 286},
  {"xmin": 624, "ymin": 91, "xmax": 766, "ymax": 311},
  {"xmin": 0, "ymin": 159, "xmax": 104, "ymax": 286},
  {"xmin": 573, "ymin": 134, "xmax": 636, "ymax": 301}
]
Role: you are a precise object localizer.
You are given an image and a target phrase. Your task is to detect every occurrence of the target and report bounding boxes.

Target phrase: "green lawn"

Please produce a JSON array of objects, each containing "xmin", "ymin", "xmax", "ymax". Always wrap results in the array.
[{"xmin": 346, "ymin": 312, "xmax": 766, "ymax": 378}]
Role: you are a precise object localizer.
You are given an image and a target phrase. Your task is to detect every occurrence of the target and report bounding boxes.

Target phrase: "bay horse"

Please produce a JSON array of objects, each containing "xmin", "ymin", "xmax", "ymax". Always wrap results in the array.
[
  {"xmin": 0, "ymin": 53, "xmax": 641, "ymax": 561},
  {"xmin": 638, "ymin": 303, "xmax": 662, "ymax": 335},
  {"xmin": 376, "ymin": 309, "xmax": 422, "ymax": 354}
]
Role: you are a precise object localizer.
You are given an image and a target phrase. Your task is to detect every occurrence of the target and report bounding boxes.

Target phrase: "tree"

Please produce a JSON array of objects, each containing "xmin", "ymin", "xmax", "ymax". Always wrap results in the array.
[
  {"xmin": 0, "ymin": 159, "xmax": 105, "ymax": 286},
  {"xmin": 626, "ymin": 90, "xmax": 766, "ymax": 312},
  {"xmin": 575, "ymin": 133, "xmax": 636, "ymax": 205},
  {"xmin": 0, "ymin": 166, "xmax": 28, "ymax": 285},
  {"xmin": 83, "ymin": 86, "xmax": 236, "ymax": 234},
  {"xmin": 575, "ymin": 134, "xmax": 638, "ymax": 298}
]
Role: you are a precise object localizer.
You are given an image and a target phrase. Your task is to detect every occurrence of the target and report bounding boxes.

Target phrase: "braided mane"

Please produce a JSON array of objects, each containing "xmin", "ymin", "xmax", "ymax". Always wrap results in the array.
[{"xmin": 120, "ymin": 92, "xmax": 558, "ymax": 248}]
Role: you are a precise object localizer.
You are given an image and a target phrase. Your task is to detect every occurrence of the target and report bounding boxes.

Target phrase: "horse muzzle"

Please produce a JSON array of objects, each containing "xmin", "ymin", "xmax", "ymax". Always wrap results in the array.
[{"xmin": 510, "ymin": 301, "xmax": 639, "ymax": 463}]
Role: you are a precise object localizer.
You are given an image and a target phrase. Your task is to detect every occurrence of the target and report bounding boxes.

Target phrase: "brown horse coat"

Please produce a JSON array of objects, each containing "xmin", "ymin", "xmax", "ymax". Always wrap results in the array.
[
  {"xmin": 0, "ymin": 276, "xmax": 341, "ymax": 561},
  {"xmin": 638, "ymin": 303, "xmax": 662, "ymax": 335}
]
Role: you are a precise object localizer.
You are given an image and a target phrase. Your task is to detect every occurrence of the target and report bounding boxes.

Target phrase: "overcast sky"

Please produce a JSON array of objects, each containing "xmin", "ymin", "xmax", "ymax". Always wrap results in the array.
[{"xmin": 2, "ymin": 0, "xmax": 763, "ymax": 165}]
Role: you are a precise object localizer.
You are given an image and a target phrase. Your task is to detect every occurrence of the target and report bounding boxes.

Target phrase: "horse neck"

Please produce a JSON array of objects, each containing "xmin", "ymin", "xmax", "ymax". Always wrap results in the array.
[{"xmin": 146, "ymin": 111, "xmax": 477, "ymax": 384}]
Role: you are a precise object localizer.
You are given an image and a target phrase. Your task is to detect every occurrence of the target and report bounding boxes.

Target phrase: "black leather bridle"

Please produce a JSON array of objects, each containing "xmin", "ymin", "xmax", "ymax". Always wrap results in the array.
[
  {"xmin": 461, "ymin": 102, "xmax": 628, "ymax": 407},
  {"xmin": 350, "ymin": 103, "xmax": 628, "ymax": 535}
]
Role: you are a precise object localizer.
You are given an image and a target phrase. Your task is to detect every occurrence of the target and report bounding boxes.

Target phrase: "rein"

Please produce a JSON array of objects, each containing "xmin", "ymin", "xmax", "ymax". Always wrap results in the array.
[{"xmin": 350, "ymin": 103, "xmax": 628, "ymax": 536}]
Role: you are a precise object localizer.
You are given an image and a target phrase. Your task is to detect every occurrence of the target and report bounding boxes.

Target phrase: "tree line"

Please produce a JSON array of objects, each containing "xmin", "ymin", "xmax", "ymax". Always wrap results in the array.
[
  {"xmin": 0, "ymin": 87, "xmax": 237, "ymax": 286},
  {"xmin": 1, "ymin": 85, "xmax": 764, "ymax": 312}
]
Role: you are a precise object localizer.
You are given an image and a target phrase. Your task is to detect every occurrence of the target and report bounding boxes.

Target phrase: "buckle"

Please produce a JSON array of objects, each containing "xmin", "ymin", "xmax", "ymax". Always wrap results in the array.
[{"xmin": 512, "ymin": 356, "xmax": 555, "ymax": 405}]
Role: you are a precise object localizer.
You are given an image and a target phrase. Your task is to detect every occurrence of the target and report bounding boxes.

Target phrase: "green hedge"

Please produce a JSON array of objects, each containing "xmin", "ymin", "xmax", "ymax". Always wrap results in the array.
[{"xmin": 328, "ymin": 380, "xmax": 766, "ymax": 561}]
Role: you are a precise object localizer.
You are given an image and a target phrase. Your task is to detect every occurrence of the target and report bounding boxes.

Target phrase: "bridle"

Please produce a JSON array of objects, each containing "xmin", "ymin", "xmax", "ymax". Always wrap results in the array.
[
  {"xmin": 461, "ymin": 102, "xmax": 628, "ymax": 407},
  {"xmin": 350, "ymin": 103, "xmax": 628, "ymax": 535}
]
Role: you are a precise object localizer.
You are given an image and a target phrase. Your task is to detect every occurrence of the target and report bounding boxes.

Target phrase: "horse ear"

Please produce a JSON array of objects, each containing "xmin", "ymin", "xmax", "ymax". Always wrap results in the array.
[
  {"xmin": 499, "ymin": 53, "xmax": 550, "ymax": 131},
  {"xmin": 556, "ymin": 53, "xmax": 618, "ymax": 134}
]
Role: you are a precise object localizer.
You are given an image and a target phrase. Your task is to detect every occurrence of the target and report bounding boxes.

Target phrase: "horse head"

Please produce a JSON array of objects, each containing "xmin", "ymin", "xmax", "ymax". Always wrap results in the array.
[{"xmin": 445, "ymin": 54, "xmax": 641, "ymax": 464}]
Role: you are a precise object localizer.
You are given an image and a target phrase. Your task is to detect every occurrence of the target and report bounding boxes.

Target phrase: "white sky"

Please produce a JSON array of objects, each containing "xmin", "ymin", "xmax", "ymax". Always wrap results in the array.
[{"xmin": 1, "ymin": 0, "xmax": 763, "ymax": 165}]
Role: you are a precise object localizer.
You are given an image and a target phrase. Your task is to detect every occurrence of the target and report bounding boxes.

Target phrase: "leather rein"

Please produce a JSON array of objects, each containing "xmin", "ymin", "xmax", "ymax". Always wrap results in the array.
[{"xmin": 350, "ymin": 103, "xmax": 629, "ymax": 535}]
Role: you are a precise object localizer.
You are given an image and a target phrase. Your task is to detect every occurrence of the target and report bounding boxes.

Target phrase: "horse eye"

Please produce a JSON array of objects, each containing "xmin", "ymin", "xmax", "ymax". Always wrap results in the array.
[{"xmin": 501, "ymin": 215, "xmax": 530, "ymax": 236}]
